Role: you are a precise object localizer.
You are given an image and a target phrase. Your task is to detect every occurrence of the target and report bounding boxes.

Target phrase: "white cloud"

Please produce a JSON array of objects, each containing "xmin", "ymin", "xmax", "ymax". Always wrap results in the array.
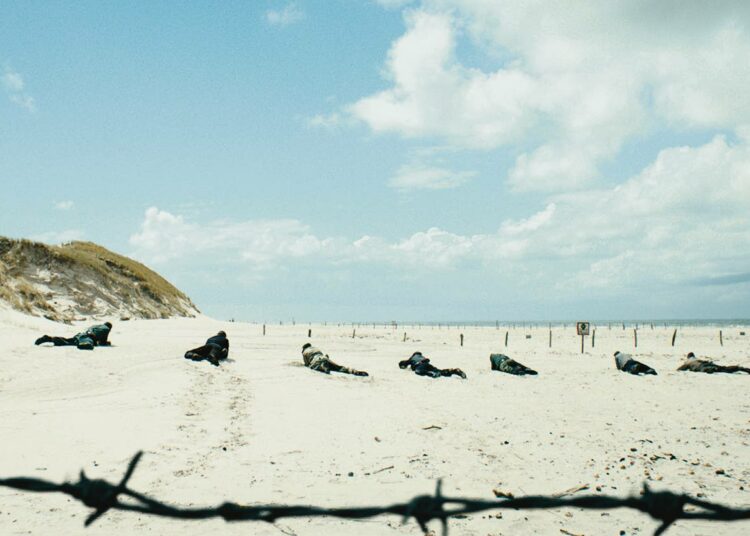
[
  {"xmin": 31, "ymin": 230, "xmax": 83, "ymax": 245},
  {"xmin": 129, "ymin": 207, "xmax": 338, "ymax": 268},
  {"xmin": 266, "ymin": 3, "xmax": 305, "ymax": 26},
  {"xmin": 2, "ymin": 71, "xmax": 24, "ymax": 92},
  {"xmin": 3, "ymin": 68, "xmax": 36, "ymax": 112},
  {"xmin": 54, "ymin": 200, "xmax": 74, "ymax": 211},
  {"xmin": 307, "ymin": 112, "xmax": 343, "ymax": 128},
  {"xmin": 130, "ymin": 135, "xmax": 750, "ymax": 295},
  {"xmin": 340, "ymin": 2, "xmax": 750, "ymax": 191},
  {"xmin": 389, "ymin": 163, "xmax": 475, "ymax": 190}
]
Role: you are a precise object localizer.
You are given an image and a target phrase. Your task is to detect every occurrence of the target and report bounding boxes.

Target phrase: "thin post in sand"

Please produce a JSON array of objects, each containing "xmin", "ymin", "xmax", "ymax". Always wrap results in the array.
[
  {"xmin": 548, "ymin": 329, "xmax": 552, "ymax": 348},
  {"xmin": 403, "ymin": 332, "xmax": 407, "ymax": 342},
  {"xmin": 263, "ymin": 324, "xmax": 266, "ymax": 336},
  {"xmin": 460, "ymin": 333, "xmax": 464, "ymax": 347},
  {"xmin": 719, "ymin": 330, "xmax": 723, "ymax": 346},
  {"xmin": 308, "ymin": 328, "xmax": 312, "ymax": 338},
  {"xmin": 592, "ymin": 329, "xmax": 596, "ymax": 348},
  {"xmin": 505, "ymin": 331, "xmax": 509, "ymax": 347},
  {"xmin": 634, "ymin": 328, "xmax": 638, "ymax": 348},
  {"xmin": 352, "ymin": 329, "xmax": 356, "ymax": 339},
  {"xmin": 671, "ymin": 328, "xmax": 677, "ymax": 347}
]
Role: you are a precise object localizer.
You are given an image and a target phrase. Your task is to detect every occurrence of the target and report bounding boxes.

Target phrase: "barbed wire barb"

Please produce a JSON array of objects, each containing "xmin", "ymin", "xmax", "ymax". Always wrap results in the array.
[{"xmin": 2, "ymin": 451, "xmax": 750, "ymax": 535}]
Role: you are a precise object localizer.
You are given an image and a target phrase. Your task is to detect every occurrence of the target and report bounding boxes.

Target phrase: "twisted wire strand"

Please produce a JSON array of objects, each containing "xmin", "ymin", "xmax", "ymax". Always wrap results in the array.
[{"xmin": 2, "ymin": 451, "xmax": 749, "ymax": 535}]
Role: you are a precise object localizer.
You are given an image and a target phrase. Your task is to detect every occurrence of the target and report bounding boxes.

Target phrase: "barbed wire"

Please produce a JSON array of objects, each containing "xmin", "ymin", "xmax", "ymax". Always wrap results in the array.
[{"xmin": 1, "ymin": 451, "xmax": 749, "ymax": 535}]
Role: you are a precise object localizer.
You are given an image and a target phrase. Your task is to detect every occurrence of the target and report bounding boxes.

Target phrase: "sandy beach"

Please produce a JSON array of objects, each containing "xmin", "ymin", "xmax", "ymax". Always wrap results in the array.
[{"xmin": 1, "ymin": 309, "xmax": 749, "ymax": 535}]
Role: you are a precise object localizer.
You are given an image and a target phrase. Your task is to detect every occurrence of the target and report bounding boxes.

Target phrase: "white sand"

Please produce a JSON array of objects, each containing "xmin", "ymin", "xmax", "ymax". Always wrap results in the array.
[{"xmin": 1, "ymin": 309, "xmax": 749, "ymax": 535}]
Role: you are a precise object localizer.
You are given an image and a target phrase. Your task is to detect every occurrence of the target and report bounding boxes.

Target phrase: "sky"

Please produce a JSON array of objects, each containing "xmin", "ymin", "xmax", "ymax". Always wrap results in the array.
[{"xmin": 2, "ymin": 0, "xmax": 749, "ymax": 322}]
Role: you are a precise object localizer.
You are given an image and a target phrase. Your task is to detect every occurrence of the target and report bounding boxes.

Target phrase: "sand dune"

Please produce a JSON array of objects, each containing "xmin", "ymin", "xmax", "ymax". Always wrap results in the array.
[{"xmin": 1, "ymin": 309, "xmax": 749, "ymax": 535}]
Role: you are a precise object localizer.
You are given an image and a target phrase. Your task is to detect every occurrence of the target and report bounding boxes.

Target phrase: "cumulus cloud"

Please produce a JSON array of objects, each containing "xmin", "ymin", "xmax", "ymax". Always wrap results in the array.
[
  {"xmin": 266, "ymin": 3, "xmax": 304, "ymax": 26},
  {"xmin": 389, "ymin": 163, "xmax": 475, "ymax": 190},
  {"xmin": 129, "ymin": 207, "xmax": 338, "ymax": 267},
  {"xmin": 54, "ymin": 200, "xmax": 74, "ymax": 211},
  {"xmin": 3, "ymin": 68, "xmax": 36, "ymax": 112},
  {"xmin": 130, "ymin": 134, "xmax": 750, "ymax": 296},
  {"xmin": 339, "ymin": 2, "xmax": 750, "ymax": 191}
]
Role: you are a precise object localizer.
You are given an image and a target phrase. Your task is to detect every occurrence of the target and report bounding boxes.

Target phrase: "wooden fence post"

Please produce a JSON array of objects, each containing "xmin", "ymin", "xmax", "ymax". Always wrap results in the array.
[
  {"xmin": 504, "ymin": 331, "xmax": 509, "ymax": 347},
  {"xmin": 634, "ymin": 328, "xmax": 638, "ymax": 348},
  {"xmin": 460, "ymin": 333, "xmax": 464, "ymax": 347},
  {"xmin": 671, "ymin": 329, "xmax": 677, "ymax": 347}
]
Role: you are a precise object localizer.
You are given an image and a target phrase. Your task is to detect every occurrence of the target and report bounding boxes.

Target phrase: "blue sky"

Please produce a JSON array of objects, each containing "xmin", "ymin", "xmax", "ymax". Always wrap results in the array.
[{"xmin": 2, "ymin": 1, "xmax": 750, "ymax": 321}]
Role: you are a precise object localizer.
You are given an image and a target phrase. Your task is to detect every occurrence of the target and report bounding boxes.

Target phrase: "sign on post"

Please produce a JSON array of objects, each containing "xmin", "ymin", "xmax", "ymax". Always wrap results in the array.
[{"xmin": 576, "ymin": 321, "xmax": 590, "ymax": 353}]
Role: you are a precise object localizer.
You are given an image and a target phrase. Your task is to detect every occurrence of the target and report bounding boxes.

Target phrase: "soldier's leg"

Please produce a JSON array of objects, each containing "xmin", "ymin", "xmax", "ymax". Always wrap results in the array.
[
  {"xmin": 415, "ymin": 363, "xmax": 442, "ymax": 378},
  {"xmin": 439, "ymin": 368, "xmax": 467, "ymax": 379},
  {"xmin": 506, "ymin": 360, "xmax": 537, "ymax": 376},
  {"xmin": 206, "ymin": 344, "xmax": 223, "ymax": 367},
  {"xmin": 76, "ymin": 336, "xmax": 95, "ymax": 350},
  {"xmin": 627, "ymin": 360, "xmax": 657, "ymax": 375},
  {"xmin": 326, "ymin": 359, "xmax": 368, "ymax": 376},
  {"xmin": 184, "ymin": 345, "xmax": 211, "ymax": 361},
  {"xmin": 713, "ymin": 365, "xmax": 750, "ymax": 374},
  {"xmin": 36, "ymin": 335, "xmax": 78, "ymax": 346}
]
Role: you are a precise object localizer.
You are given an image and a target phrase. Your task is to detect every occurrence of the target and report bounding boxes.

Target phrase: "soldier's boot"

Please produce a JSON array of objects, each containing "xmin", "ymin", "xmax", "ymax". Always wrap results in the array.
[
  {"xmin": 35, "ymin": 335, "xmax": 51, "ymax": 345},
  {"xmin": 442, "ymin": 368, "xmax": 467, "ymax": 379}
]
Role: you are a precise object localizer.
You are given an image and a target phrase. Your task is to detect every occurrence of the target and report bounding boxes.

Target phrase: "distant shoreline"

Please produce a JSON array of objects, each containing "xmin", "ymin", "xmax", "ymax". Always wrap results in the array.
[{"xmin": 227, "ymin": 319, "xmax": 750, "ymax": 328}]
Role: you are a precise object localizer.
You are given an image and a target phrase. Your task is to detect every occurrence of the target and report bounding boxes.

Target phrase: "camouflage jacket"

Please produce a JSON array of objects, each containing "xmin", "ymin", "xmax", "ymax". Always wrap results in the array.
[{"xmin": 302, "ymin": 346, "xmax": 325, "ymax": 367}]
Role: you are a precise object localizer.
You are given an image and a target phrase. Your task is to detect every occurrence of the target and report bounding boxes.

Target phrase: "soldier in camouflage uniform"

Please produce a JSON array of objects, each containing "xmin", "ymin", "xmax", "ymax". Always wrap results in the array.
[
  {"xmin": 399, "ymin": 351, "xmax": 466, "ymax": 379},
  {"xmin": 677, "ymin": 352, "xmax": 750, "ymax": 374},
  {"xmin": 34, "ymin": 322, "xmax": 112, "ymax": 350},
  {"xmin": 489, "ymin": 353, "xmax": 537, "ymax": 375},
  {"xmin": 614, "ymin": 351, "xmax": 657, "ymax": 375},
  {"xmin": 302, "ymin": 343, "xmax": 368, "ymax": 376}
]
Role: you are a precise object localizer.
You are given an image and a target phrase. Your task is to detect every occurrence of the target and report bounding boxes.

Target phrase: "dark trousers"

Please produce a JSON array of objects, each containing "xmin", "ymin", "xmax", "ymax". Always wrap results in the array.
[
  {"xmin": 622, "ymin": 359, "xmax": 657, "ymax": 375},
  {"xmin": 184, "ymin": 343, "xmax": 227, "ymax": 364},
  {"xmin": 48, "ymin": 336, "xmax": 78, "ymax": 346},
  {"xmin": 696, "ymin": 363, "xmax": 750, "ymax": 374},
  {"xmin": 490, "ymin": 354, "xmax": 538, "ymax": 375},
  {"xmin": 414, "ymin": 363, "xmax": 465, "ymax": 378}
]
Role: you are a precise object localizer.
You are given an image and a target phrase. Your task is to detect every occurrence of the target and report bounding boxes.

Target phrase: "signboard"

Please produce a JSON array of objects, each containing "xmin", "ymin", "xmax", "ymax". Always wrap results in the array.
[{"xmin": 576, "ymin": 321, "xmax": 590, "ymax": 336}]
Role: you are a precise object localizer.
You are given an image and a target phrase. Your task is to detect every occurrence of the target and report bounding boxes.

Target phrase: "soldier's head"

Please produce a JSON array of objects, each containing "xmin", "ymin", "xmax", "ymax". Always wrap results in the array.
[
  {"xmin": 217, "ymin": 331, "xmax": 226, "ymax": 337},
  {"xmin": 613, "ymin": 351, "xmax": 620, "ymax": 356},
  {"xmin": 411, "ymin": 351, "xmax": 422, "ymax": 357},
  {"xmin": 686, "ymin": 352, "xmax": 696, "ymax": 359},
  {"xmin": 302, "ymin": 343, "xmax": 312, "ymax": 351},
  {"xmin": 104, "ymin": 322, "xmax": 112, "ymax": 329}
]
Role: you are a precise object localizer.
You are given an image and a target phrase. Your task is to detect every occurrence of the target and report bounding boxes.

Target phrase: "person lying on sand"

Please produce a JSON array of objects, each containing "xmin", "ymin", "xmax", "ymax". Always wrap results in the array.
[
  {"xmin": 677, "ymin": 352, "xmax": 750, "ymax": 374},
  {"xmin": 35, "ymin": 322, "xmax": 112, "ymax": 350},
  {"xmin": 399, "ymin": 351, "xmax": 466, "ymax": 379},
  {"xmin": 614, "ymin": 351, "xmax": 657, "ymax": 375},
  {"xmin": 301, "ymin": 343, "xmax": 368, "ymax": 376},
  {"xmin": 184, "ymin": 331, "xmax": 229, "ymax": 367},
  {"xmin": 489, "ymin": 353, "xmax": 537, "ymax": 375}
]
